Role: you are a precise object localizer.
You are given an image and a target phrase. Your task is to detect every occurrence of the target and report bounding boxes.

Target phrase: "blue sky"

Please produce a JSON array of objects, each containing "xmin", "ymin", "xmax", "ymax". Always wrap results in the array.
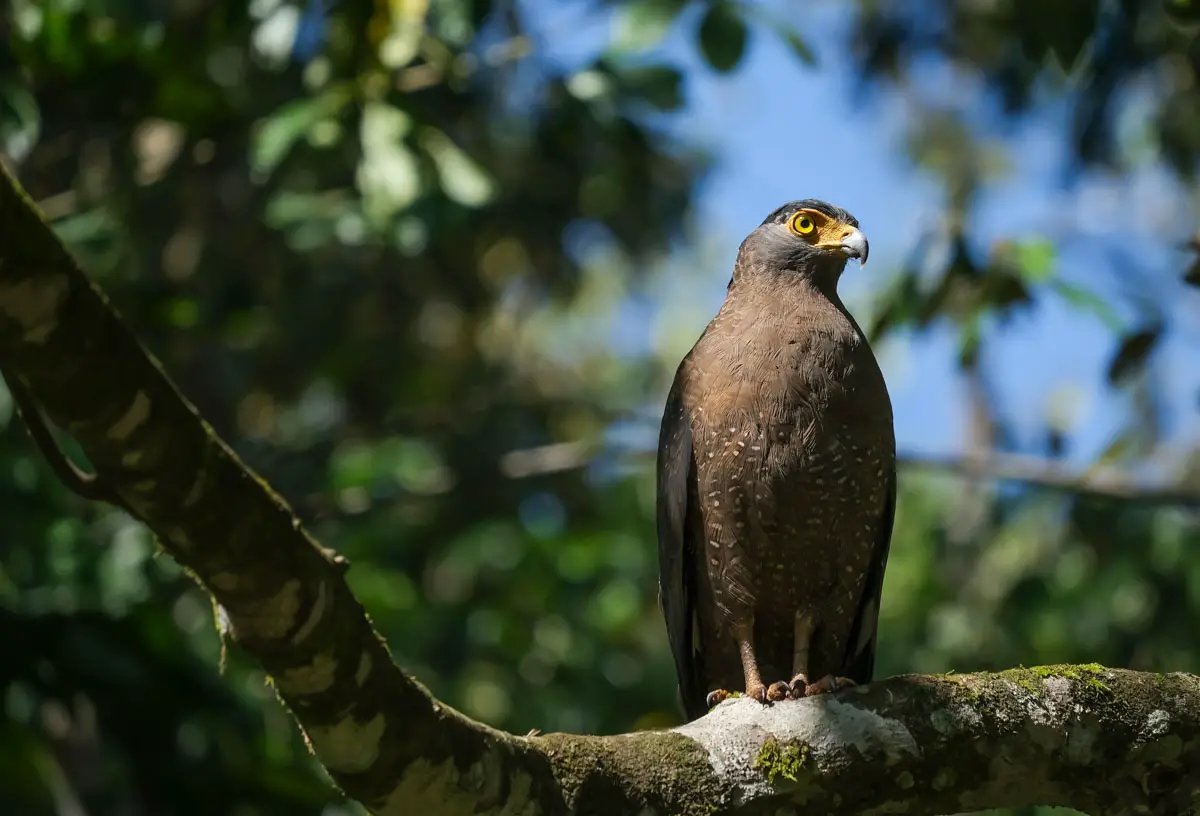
[
  {"xmin": 573, "ymin": 0, "xmax": 1200, "ymax": 474},
  {"xmin": 280, "ymin": 0, "xmax": 1199, "ymax": 474}
]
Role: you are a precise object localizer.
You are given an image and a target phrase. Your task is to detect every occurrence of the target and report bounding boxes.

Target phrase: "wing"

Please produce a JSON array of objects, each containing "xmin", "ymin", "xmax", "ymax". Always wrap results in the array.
[
  {"xmin": 841, "ymin": 462, "xmax": 896, "ymax": 685},
  {"xmin": 656, "ymin": 364, "xmax": 706, "ymax": 720}
]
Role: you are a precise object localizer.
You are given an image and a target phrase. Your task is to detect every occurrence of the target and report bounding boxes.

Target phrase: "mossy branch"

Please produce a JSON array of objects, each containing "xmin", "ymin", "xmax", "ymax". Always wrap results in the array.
[{"xmin": 3, "ymin": 163, "xmax": 1200, "ymax": 816}]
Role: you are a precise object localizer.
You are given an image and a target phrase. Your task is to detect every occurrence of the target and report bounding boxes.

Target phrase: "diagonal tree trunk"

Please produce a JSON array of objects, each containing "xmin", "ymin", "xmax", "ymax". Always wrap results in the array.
[{"xmin": 0, "ymin": 164, "xmax": 1197, "ymax": 816}]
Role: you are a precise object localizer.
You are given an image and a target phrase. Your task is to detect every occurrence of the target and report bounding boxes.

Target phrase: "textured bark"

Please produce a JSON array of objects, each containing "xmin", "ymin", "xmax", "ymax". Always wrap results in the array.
[{"xmin": 2, "ymin": 165, "xmax": 1200, "ymax": 816}]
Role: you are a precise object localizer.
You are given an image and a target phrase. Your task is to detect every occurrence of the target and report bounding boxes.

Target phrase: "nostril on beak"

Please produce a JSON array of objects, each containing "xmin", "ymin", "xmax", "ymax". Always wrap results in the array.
[{"xmin": 840, "ymin": 229, "xmax": 869, "ymax": 266}]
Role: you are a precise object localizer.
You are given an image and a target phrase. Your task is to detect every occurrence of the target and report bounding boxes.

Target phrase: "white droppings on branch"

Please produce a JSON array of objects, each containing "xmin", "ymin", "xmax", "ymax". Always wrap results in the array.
[
  {"xmin": 0, "ymin": 274, "xmax": 69, "ymax": 343},
  {"xmin": 808, "ymin": 696, "xmax": 921, "ymax": 760},
  {"xmin": 291, "ymin": 580, "xmax": 327, "ymax": 644},
  {"xmin": 277, "ymin": 649, "xmax": 337, "ymax": 695},
  {"xmin": 677, "ymin": 690, "xmax": 921, "ymax": 800},
  {"xmin": 307, "ymin": 710, "xmax": 386, "ymax": 774},
  {"xmin": 106, "ymin": 391, "xmax": 150, "ymax": 440}
]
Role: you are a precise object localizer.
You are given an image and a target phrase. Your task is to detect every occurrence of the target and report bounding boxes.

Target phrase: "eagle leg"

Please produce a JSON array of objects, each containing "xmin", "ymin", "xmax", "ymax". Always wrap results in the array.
[
  {"xmin": 735, "ymin": 618, "xmax": 771, "ymax": 704},
  {"xmin": 787, "ymin": 610, "xmax": 816, "ymax": 700},
  {"xmin": 706, "ymin": 618, "xmax": 771, "ymax": 710}
]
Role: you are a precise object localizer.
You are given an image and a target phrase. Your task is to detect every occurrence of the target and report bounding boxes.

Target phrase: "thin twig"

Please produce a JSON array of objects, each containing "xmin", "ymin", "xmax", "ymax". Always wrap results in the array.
[
  {"xmin": 497, "ymin": 442, "xmax": 1200, "ymax": 507},
  {"xmin": 900, "ymin": 450, "xmax": 1200, "ymax": 507}
]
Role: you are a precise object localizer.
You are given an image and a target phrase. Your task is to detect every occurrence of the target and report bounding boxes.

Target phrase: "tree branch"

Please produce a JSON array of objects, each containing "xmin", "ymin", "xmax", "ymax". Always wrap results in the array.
[
  {"xmin": 2, "ymin": 166, "xmax": 1200, "ymax": 816},
  {"xmin": 902, "ymin": 451, "xmax": 1200, "ymax": 508},
  {"xmin": 498, "ymin": 440, "xmax": 1200, "ymax": 508}
]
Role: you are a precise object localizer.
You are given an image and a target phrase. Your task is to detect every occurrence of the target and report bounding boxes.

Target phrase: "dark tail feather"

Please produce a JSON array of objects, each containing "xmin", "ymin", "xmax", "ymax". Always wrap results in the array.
[
  {"xmin": 679, "ymin": 641, "xmax": 708, "ymax": 722},
  {"xmin": 844, "ymin": 636, "xmax": 877, "ymax": 686}
]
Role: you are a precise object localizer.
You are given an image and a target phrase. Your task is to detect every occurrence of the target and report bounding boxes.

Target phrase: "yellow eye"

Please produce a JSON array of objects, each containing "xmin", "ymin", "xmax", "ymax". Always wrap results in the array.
[{"xmin": 792, "ymin": 213, "xmax": 815, "ymax": 234}]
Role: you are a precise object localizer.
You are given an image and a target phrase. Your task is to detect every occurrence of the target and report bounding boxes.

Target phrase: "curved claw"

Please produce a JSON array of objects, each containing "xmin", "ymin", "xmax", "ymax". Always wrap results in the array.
[
  {"xmin": 806, "ymin": 675, "xmax": 857, "ymax": 696},
  {"xmin": 746, "ymin": 682, "xmax": 770, "ymax": 705},
  {"xmin": 706, "ymin": 688, "xmax": 733, "ymax": 709},
  {"xmin": 766, "ymin": 681, "xmax": 790, "ymax": 702},
  {"xmin": 787, "ymin": 673, "xmax": 810, "ymax": 700}
]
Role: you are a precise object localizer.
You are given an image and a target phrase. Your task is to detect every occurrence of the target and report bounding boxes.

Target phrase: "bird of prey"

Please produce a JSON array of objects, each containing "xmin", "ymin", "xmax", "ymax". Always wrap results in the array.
[{"xmin": 656, "ymin": 199, "xmax": 895, "ymax": 721}]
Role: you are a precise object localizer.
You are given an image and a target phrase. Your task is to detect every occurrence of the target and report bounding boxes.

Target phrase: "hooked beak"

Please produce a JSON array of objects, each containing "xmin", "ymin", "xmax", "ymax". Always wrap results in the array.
[{"xmin": 838, "ymin": 227, "xmax": 869, "ymax": 266}]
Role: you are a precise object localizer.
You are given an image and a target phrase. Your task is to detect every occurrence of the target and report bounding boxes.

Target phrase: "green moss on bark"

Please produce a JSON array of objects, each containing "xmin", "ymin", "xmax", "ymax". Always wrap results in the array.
[
  {"xmin": 995, "ymin": 663, "xmax": 1112, "ymax": 700},
  {"xmin": 537, "ymin": 731, "xmax": 721, "ymax": 816},
  {"xmin": 753, "ymin": 738, "xmax": 812, "ymax": 785}
]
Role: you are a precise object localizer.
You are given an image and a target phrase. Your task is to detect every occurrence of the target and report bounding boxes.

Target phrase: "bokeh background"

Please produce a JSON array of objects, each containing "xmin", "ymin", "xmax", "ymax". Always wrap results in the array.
[{"xmin": 3, "ymin": 1, "xmax": 1200, "ymax": 814}]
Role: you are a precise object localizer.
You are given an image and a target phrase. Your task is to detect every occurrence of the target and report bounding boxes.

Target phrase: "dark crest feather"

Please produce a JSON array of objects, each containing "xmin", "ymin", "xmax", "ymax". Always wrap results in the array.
[{"xmin": 760, "ymin": 199, "xmax": 858, "ymax": 228}]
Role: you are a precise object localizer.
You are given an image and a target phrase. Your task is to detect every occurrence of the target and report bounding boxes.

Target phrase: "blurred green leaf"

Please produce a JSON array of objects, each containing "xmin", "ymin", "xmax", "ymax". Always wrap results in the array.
[
  {"xmin": 957, "ymin": 312, "xmax": 983, "ymax": 368},
  {"xmin": 48, "ymin": 208, "xmax": 118, "ymax": 246},
  {"xmin": 380, "ymin": 437, "xmax": 453, "ymax": 496},
  {"xmin": 1048, "ymin": 280, "xmax": 1124, "ymax": 331},
  {"xmin": 40, "ymin": 5, "xmax": 80, "ymax": 71},
  {"xmin": 0, "ymin": 82, "xmax": 41, "ymax": 161},
  {"xmin": 1163, "ymin": 0, "xmax": 1200, "ymax": 24},
  {"xmin": 740, "ymin": 3, "xmax": 816, "ymax": 66},
  {"xmin": 778, "ymin": 28, "xmax": 817, "ymax": 66},
  {"xmin": 1013, "ymin": 0, "xmax": 1097, "ymax": 71},
  {"xmin": 359, "ymin": 102, "xmax": 423, "ymax": 222},
  {"xmin": 615, "ymin": 65, "xmax": 685, "ymax": 110},
  {"xmin": 330, "ymin": 441, "xmax": 375, "ymax": 491},
  {"xmin": 421, "ymin": 128, "xmax": 497, "ymax": 207},
  {"xmin": 697, "ymin": 3, "xmax": 748, "ymax": 74},
  {"xmin": 613, "ymin": 0, "xmax": 687, "ymax": 53},
  {"xmin": 1107, "ymin": 325, "xmax": 1162, "ymax": 385},
  {"xmin": 252, "ymin": 83, "xmax": 355, "ymax": 178},
  {"xmin": 867, "ymin": 270, "xmax": 922, "ymax": 340},
  {"xmin": 1088, "ymin": 430, "xmax": 1136, "ymax": 470},
  {"xmin": 1013, "ymin": 239, "xmax": 1056, "ymax": 282},
  {"xmin": 165, "ymin": 298, "xmax": 200, "ymax": 329}
]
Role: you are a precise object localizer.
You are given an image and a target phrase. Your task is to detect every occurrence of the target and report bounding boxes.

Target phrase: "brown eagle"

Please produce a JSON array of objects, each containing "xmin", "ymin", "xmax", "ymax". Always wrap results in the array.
[{"xmin": 657, "ymin": 199, "xmax": 895, "ymax": 720}]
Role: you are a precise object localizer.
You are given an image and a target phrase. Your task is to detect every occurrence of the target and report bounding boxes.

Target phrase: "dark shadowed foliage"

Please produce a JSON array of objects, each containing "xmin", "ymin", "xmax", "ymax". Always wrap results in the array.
[{"xmin": 2, "ymin": 1, "xmax": 1199, "ymax": 814}]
